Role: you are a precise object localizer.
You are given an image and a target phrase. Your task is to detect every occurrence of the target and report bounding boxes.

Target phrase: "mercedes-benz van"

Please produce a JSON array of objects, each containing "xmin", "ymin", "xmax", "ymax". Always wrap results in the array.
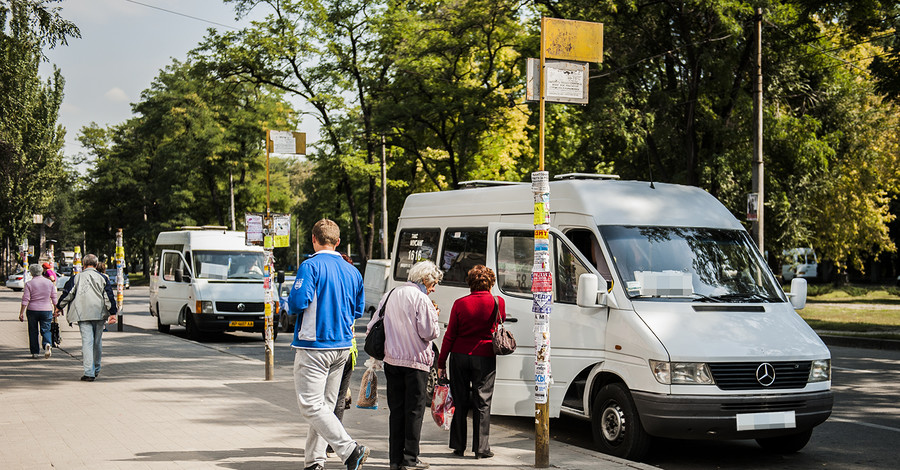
[
  {"xmin": 389, "ymin": 176, "xmax": 832, "ymax": 461},
  {"xmin": 149, "ymin": 228, "xmax": 277, "ymax": 340}
]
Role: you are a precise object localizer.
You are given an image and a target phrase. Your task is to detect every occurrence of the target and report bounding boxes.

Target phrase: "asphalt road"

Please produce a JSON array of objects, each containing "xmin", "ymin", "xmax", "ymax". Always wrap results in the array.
[{"xmin": 121, "ymin": 286, "xmax": 900, "ymax": 469}]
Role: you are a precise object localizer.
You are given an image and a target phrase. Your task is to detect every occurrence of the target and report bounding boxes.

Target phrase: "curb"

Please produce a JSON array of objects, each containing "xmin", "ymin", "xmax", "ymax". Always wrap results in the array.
[{"xmin": 819, "ymin": 334, "xmax": 900, "ymax": 351}]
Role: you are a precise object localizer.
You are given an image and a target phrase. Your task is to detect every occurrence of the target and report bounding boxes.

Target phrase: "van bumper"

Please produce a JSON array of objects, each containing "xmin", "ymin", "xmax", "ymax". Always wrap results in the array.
[
  {"xmin": 632, "ymin": 389, "xmax": 833, "ymax": 440},
  {"xmin": 192, "ymin": 313, "xmax": 277, "ymax": 333}
]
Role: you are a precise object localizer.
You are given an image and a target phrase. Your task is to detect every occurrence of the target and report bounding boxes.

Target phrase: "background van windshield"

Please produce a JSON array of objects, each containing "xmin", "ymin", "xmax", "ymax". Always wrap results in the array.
[
  {"xmin": 599, "ymin": 226, "xmax": 783, "ymax": 301},
  {"xmin": 193, "ymin": 251, "xmax": 265, "ymax": 280}
]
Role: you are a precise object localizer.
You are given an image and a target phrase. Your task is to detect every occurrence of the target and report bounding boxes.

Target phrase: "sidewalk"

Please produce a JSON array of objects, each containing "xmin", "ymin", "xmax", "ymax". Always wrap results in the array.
[{"xmin": 0, "ymin": 289, "xmax": 656, "ymax": 470}]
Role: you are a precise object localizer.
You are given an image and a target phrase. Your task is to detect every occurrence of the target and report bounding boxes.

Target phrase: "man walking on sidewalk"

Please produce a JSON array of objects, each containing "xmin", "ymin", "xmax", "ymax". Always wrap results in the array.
[
  {"xmin": 57, "ymin": 254, "xmax": 117, "ymax": 382},
  {"xmin": 288, "ymin": 219, "xmax": 369, "ymax": 470}
]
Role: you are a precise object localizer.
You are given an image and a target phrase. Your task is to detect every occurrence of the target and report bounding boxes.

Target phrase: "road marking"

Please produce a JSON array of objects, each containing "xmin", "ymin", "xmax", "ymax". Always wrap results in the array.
[{"xmin": 830, "ymin": 417, "xmax": 900, "ymax": 433}]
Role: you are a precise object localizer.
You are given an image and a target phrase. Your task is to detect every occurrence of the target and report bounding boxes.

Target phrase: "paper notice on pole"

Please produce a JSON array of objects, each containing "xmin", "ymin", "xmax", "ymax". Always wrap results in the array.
[
  {"xmin": 245, "ymin": 213, "xmax": 264, "ymax": 245},
  {"xmin": 274, "ymin": 214, "xmax": 291, "ymax": 248},
  {"xmin": 533, "ymin": 292, "xmax": 552, "ymax": 313},
  {"xmin": 532, "ymin": 272, "xmax": 552, "ymax": 292},
  {"xmin": 546, "ymin": 66, "xmax": 585, "ymax": 100}
]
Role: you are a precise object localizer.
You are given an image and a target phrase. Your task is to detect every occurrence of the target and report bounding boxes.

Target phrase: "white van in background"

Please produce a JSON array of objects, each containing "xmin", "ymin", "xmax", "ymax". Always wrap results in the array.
[
  {"xmin": 782, "ymin": 247, "xmax": 818, "ymax": 281},
  {"xmin": 149, "ymin": 228, "xmax": 277, "ymax": 340},
  {"xmin": 362, "ymin": 259, "xmax": 391, "ymax": 317},
  {"xmin": 389, "ymin": 176, "xmax": 832, "ymax": 461}
]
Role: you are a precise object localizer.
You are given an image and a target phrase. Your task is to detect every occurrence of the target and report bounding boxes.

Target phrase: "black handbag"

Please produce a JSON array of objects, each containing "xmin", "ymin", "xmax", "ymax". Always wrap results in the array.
[
  {"xmin": 490, "ymin": 296, "xmax": 516, "ymax": 356},
  {"xmin": 364, "ymin": 288, "xmax": 395, "ymax": 361}
]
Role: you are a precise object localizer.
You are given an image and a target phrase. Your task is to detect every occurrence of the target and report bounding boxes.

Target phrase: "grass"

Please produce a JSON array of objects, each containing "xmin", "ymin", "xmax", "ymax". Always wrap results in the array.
[{"xmin": 798, "ymin": 284, "xmax": 900, "ymax": 341}]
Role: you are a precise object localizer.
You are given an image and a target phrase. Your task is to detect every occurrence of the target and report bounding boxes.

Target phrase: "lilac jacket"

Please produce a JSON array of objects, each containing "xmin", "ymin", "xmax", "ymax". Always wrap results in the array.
[
  {"xmin": 22, "ymin": 276, "xmax": 58, "ymax": 312},
  {"xmin": 368, "ymin": 282, "xmax": 439, "ymax": 372}
]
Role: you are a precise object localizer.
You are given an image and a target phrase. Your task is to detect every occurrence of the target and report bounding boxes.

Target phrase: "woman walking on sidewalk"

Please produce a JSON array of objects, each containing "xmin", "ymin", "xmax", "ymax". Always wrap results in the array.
[{"xmin": 18, "ymin": 264, "xmax": 58, "ymax": 359}]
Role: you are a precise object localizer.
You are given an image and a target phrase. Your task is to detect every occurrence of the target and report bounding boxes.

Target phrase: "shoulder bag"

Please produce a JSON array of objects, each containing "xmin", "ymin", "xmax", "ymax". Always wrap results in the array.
[
  {"xmin": 364, "ymin": 288, "xmax": 395, "ymax": 361},
  {"xmin": 491, "ymin": 296, "xmax": 516, "ymax": 356}
]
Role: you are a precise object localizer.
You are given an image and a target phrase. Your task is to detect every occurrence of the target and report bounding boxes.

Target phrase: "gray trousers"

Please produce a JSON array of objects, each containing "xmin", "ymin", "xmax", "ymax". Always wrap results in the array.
[{"xmin": 293, "ymin": 348, "xmax": 355, "ymax": 467}]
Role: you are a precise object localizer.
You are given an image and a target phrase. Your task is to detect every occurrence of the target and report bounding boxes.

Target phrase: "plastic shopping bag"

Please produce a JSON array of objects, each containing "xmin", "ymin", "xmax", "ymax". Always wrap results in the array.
[
  {"xmin": 431, "ymin": 381, "xmax": 454, "ymax": 430},
  {"xmin": 356, "ymin": 358, "xmax": 381, "ymax": 409}
]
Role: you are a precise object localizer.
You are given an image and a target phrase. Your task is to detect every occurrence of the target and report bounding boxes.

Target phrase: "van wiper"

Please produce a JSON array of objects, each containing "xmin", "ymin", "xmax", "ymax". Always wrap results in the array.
[
  {"xmin": 709, "ymin": 292, "xmax": 776, "ymax": 303},
  {"xmin": 691, "ymin": 293, "xmax": 725, "ymax": 303}
]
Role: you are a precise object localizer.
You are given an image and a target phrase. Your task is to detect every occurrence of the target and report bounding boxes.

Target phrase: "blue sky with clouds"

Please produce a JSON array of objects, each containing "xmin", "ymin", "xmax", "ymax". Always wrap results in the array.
[{"xmin": 43, "ymin": 0, "xmax": 311, "ymax": 160}]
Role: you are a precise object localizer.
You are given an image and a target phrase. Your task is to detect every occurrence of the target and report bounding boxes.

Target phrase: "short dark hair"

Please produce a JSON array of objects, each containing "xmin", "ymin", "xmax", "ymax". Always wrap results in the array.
[
  {"xmin": 466, "ymin": 265, "xmax": 495, "ymax": 292},
  {"xmin": 312, "ymin": 219, "xmax": 340, "ymax": 246}
]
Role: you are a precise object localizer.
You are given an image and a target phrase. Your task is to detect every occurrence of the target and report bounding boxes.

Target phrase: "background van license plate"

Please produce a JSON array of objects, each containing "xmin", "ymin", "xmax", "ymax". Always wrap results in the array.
[{"xmin": 229, "ymin": 321, "xmax": 254, "ymax": 327}]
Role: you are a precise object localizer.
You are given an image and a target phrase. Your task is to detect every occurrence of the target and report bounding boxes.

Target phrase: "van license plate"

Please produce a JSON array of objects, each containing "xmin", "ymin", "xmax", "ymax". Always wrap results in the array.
[
  {"xmin": 229, "ymin": 321, "xmax": 254, "ymax": 327},
  {"xmin": 735, "ymin": 411, "xmax": 796, "ymax": 431}
]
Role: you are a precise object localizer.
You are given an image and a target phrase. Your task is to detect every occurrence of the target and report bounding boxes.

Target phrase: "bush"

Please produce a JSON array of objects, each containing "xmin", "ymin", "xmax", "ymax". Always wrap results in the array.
[
  {"xmin": 886, "ymin": 286, "xmax": 900, "ymax": 297},
  {"xmin": 842, "ymin": 286, "xmax": 867, "ymax": 297},
  {"xmin": 807, "ymin": 284, "xmax": 834, "ymax": 297}
]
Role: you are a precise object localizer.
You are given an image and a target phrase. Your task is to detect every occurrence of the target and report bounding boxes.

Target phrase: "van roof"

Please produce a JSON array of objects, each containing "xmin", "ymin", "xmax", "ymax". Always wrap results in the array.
[
  {"xmin": 399, "ymin": 179, "xmax": 744, "ymax": 229},
  {"xmin": 155, "ymin": 230, "xmax": 264, "ymax": 251}
]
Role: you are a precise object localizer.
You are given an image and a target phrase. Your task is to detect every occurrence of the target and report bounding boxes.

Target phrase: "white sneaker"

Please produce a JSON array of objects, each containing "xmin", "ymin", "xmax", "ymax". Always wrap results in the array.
[{"xmin": 44, "ymin": 344, "xmax": 51, "ymax": 359}]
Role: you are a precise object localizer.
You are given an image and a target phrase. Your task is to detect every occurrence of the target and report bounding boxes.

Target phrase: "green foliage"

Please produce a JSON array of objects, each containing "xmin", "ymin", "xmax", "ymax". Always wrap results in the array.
[
  {"xmin": 841, "ymin": 285, "xmax": 867, "ymax": 297},
  {"xmin": 0, "ymin": 0, "xmax": 75, "ymax": 244},
  {"xmin": 806, "ymin": 283, "xmax": 834, "ymax": 297}
]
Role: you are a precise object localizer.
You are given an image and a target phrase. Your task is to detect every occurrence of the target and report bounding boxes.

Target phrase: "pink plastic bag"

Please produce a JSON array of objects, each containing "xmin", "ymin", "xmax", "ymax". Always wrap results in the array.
[{"xmin": 431, "ymin": 383, "xmax": 454, "ymax": 430}]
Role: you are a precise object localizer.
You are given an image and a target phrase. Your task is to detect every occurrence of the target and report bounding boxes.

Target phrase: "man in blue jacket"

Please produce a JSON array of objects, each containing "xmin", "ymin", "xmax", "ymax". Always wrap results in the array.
[{"xmin": 289, "ymin": 219, "xmax": 369, "ymax": 470}]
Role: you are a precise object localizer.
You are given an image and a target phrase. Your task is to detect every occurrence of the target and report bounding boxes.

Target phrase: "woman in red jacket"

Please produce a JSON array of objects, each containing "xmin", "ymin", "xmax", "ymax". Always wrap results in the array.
[{"xmin": 437, "ymin": 264, "xmax": 505, "ymax": 459}]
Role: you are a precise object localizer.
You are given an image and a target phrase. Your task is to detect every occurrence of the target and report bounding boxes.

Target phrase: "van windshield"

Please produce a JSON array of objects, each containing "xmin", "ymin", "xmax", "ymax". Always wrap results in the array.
[
  {"xmin": 193, "ymin": 251, "xmax": 265, "ymax": 280},
  {"xmin": 599, "ymin": 226, "xmax": 784, "ymax": 302}
]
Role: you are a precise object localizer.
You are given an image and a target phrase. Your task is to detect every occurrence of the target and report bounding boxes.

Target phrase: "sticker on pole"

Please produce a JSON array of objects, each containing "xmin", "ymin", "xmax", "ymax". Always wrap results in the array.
[{"xmin": 532, "ymin": 272, "xmax": 552, "ymax": 292}]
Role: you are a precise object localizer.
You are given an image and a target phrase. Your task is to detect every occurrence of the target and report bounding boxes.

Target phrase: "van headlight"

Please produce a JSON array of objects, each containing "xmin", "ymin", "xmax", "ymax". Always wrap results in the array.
[
  {"xmin": 650, "ymin": 360, "xmax": 715, "ymax": 385},
  {"xmin": 809, "ymin": 359, "xmax": 831, "ymax": 382},
  {"xmin": 197, "ymin": 300, "xmax": 214, "ymax": 314}
]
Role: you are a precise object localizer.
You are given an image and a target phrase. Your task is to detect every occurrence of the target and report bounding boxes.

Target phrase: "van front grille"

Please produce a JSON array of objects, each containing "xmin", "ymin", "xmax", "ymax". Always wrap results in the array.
[
  {"xmin": 708, "ymin": 361, "xmax": 811, "ymax": 390},
  {"xmin": 215, "ymin": 302, "xmax": 265, "ymax": 313}
]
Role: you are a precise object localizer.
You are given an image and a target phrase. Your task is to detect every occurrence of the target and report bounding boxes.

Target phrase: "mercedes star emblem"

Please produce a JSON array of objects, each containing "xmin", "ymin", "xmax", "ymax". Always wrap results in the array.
[
  {"xmin": 756, "ymin": 363, "xmax": 776, "ymax": 387},
  {"xmin": 237, "ymin": 303, "xmax": 246, "ymax": 312}
]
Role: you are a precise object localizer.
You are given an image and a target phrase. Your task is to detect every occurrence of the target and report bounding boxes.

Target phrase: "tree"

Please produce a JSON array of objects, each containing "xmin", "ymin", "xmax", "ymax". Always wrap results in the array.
[{"xmin": 0, "ymin": 0, "xmax": 77, "ymax": 254}]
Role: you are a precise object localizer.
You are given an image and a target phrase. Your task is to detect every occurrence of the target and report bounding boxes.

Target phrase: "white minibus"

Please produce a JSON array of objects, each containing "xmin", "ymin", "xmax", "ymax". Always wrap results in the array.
[
  {"xmin": 149, "ymin": 228, "xmax": 277, "ymax": 340},
  {"xmin": 389, "ymin": 176, "xmax": 832, "ymax": 461}
]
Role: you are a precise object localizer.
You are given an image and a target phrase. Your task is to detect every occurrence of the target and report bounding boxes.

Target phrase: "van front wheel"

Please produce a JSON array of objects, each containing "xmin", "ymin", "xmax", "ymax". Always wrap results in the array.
[
  {"xmin": 156, "ymin": 306, "xmax": 170, "ymax": 334},
  {"xmin": 756, "ymin": 429, "xmax": 812, "ymax": 454},
  {"xmin": 184, "ymin": 309, "xmax": 202, "ymax": 341},
  {"xmin": 591, "ymin": 382, "xmax": 651, "ymax": 461}
]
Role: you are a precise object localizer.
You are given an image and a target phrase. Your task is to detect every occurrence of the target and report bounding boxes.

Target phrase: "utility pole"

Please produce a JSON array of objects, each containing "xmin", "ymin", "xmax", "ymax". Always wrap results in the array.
[
  {"xmin": 751, "ymin": 8, "xmax": 765, "ymax": 252},
  {"xmin": 381, "ymin": 135, "xmax": 389, "ymax": 259}
]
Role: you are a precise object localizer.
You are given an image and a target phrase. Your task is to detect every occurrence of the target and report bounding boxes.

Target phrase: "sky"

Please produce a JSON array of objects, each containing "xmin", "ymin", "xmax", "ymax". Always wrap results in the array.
[{"xmin": 41, "ymin": 0, "xmax": 311, "ymax": 161}]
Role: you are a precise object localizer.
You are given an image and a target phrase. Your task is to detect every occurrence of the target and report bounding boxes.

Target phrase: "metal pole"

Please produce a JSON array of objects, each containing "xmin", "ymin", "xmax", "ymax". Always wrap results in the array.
[
  {"xmin": 116, "ymin": 228, "xmax": 124, "ymax": 331},
  {"xmin": 230, "ymin": 172, "xmax": 236, "ymax": 231},
  {"xmin": 381, "ymin": 135, "xmax": 389, "ymax": 259},
  {"xmin": 264, "ymin": 130, "xmax": 275, "ymax": 380},
  {"xmin": 751, "ymin": 9, "xmax": 764, "ymax": 253},
  {"xmin": 534, "ymin": 16, "xmax": 551, "ymax": 469}
]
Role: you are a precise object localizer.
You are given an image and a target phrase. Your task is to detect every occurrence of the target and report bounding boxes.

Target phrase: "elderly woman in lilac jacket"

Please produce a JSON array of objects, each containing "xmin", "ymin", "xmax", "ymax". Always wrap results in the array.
[{"xmin": 367, "ymin": 260, "xmax": 442, "ymax": 470}]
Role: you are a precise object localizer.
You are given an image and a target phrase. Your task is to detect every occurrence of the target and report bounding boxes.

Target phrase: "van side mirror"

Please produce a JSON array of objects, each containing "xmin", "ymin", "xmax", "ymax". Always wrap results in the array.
[
  {"xmin": 787, "ymin": 278, "xmax": 807, "ymax": 310},
  {"xmin": 174, "ymin": 268, "xmax": 183, "ymax": 283},
  {"xmin": 577, "ymin": 273, "xmax": 617, "ymax": 309},
  {"xmin": 277, "ymin": 270, "xmax": 285, "ymax": 284}
]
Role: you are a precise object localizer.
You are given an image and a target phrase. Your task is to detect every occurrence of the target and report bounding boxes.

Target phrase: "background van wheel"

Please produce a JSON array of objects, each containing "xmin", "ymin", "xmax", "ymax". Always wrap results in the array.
[
  {"xmin": 756, "ymin": 429, "xmax": 812, "ymax": 453},
  {"xmin": 591, "ymin": 382, "xmax": 651, "ymax": 461},
  {"xmin": 280, "ymin": 312, "xmax": 293, "ymax": 333},
  {"xmin": 156, "ymin": 308, "xmax": 170, "ymax": 334}
]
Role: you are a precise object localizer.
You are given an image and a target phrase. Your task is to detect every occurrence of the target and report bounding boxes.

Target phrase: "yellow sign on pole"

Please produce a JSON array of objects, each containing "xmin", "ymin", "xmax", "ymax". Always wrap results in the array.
[{"xmin": 543, "ymin": 18, "xmax": 604, "ymax": 63}]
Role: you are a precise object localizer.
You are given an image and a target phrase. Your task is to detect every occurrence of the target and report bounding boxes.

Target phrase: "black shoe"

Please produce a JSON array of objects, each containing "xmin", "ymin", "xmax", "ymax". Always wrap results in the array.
[
  {"xmin": 80, "ymin": 375, "xmax": 95, "ymax": 382},
  {"xmin": 326, "ymin": 445, "xmax": 334, "ymax": 454},
  {"xmin": 345, "ymin": 444, "xmax": 369, "ymax": 470},
  {"xmin": 452, "ymin": 449, "xmax": 464, "ymax": 457},
  {"xmin": 401, "ymin": 460, "xmax": 430, "ymax": 470},
  {"xmin": 390, "ymin": 466, "xmax": 400, "ymax": 470},
  {"xmin": 303, "ymin": 464, "xmax": 324, "ymax": 470},
  {"xmin": 476, "ymin": 450, "xmax": 494, "ymax": 459}
]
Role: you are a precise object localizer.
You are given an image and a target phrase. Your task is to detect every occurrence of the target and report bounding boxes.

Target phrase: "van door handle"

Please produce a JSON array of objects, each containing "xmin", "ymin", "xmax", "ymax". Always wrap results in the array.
[
  {"xmin": 505, "ymin": 317, "xmax": 518, "ymax": 323},
  {"xmin": 159, "ymin": 285, "xmax": 167, "ymax": 289}
]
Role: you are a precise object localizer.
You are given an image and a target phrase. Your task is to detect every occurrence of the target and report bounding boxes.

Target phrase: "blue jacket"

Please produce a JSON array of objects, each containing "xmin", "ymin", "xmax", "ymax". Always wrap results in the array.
[{"xmin": 289, "ymin": 250, "xmax": 364, "ymax": 349}]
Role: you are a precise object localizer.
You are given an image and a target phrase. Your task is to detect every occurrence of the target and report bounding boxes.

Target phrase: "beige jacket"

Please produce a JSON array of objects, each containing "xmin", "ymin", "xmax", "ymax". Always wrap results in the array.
[{"xmin": 57, "ymin": 268, "xmax": 116, "ymax": 322}]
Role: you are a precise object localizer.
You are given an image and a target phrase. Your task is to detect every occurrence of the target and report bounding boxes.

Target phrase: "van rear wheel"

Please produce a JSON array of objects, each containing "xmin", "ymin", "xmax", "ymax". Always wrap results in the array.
[
  {"xmin": 756, "ymin": 429, "xmax": 812, "ymax": 453},
  {"xmin": 591, "ymin": 382, "xmax": 651, "ymax": 461},
  {"xmin": 156, "ymin": 306, "xmax": 170, "ymax": 334}
]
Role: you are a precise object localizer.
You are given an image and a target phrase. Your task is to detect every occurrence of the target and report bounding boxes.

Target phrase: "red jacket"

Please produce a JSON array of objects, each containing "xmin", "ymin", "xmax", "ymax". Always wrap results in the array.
[{"xmin": 437, "ymin": 290, "xmax": 506, "ymax": 369}]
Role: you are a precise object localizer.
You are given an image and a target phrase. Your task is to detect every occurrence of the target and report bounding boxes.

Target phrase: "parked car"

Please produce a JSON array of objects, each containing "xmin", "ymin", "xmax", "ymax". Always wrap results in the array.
[
  {"xmin": 6, "ymin": 271, "xmax": 24, "ymax": 291},
  {"xmin": 106, "ymin": 268, "xmax": 130, "ymax": 289},
  {"xmin": 782, "ymin": 247, "xmax": 818, "ymax": 281},
  {"xmin": 278, "ymin": 275, "xmax": 296, "ymax": 332}
]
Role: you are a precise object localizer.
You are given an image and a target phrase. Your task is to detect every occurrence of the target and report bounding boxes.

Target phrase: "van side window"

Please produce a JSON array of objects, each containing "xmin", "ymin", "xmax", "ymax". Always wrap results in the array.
[
  {"xmin": 555, "ymin": 236, "xmax": 590, "ymax": 304},
  {"xmin": 162, "ymin": 252, "xmax": 182, "ymax": 282},
  {"xmin": 496, "ymin": 230, "xmax": 534, "ymax": 296},
  {"xmin": 439, "ymin": 228, "xmax": 488, "ymax": 287},
  {"xmin": 394, "ymin": 229, "xmax": 441, "ymax": 281}
]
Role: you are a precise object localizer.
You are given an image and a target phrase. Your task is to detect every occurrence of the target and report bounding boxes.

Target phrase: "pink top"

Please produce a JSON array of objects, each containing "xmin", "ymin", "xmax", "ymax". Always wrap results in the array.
[{"xmin": 21, "ymin": 276, "xmax": 58, "ymax": 312}]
